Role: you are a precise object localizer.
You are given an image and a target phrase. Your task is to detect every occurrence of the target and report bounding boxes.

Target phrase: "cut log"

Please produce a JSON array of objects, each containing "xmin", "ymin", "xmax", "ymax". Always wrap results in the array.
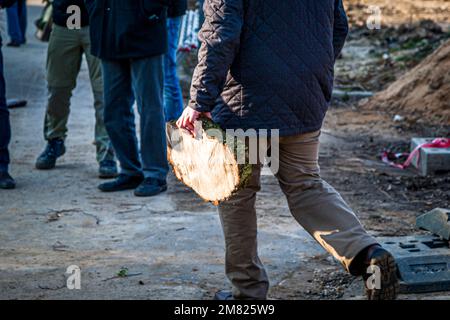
[{"xmin": 166, "ymin": 119, "xmax": 253, "ymax": 205}]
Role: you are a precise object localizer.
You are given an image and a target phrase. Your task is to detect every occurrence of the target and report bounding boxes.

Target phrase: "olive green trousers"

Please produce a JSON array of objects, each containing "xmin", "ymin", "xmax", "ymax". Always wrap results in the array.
[{"xmin": 44, "ymin": 25, "xmax": 114, "ymax": 162}]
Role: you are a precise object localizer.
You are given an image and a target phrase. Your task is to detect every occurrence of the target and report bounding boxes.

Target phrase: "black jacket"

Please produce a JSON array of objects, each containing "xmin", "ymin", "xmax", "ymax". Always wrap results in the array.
[
  {"xmin": 168, "ymin": 0, "xmax": 187, "ymax": 18},
  {"xmin": 86, "ymin": 0, "xmax": 185, "ymax": 60},
  {"xmin": 53, "ymin": 0, "xmax": 90, "ymax": 28},
  {"xmin": 0, "ymin": 0, "xmax": 17, "ymax": 8},
  {"xmin": 189, "ymin": 0, "xmax": 349, "ymax": 137}
]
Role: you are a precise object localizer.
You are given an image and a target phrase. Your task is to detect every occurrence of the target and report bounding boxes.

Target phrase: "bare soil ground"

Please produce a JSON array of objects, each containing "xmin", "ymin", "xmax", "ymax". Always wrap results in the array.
[
  {"xmin": 346, "ymin": 0, "xmax": 450, "ymax": 26},
  {"xmin": 0, "ymin": 1, "xmax": 449, "ymax": 300}
]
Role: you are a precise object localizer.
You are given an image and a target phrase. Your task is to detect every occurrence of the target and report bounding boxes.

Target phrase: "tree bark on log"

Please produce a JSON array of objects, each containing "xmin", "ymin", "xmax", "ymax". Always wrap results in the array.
[{"xmin": 166, "ymin": 119, "xmax": 253, "ymax": 205}]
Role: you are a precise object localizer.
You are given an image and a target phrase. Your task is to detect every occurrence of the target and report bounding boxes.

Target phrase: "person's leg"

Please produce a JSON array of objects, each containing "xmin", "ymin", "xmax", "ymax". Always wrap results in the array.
[
  {"xmin": 0, "ymin": 41, "xmax": 10, "ymax": 173},
  {"xmin": 18, "ymin": 0, "xmax": 27, "ymax": 43},
  {"xmin": 163, "ymin": 17, "xmax": 184, "ymax": 122},
  {"xmin": 272, "ymin": 131, "xmax": 378, "ymax": 272},
  {"xmin": 43, "ymin": 26, "xmax": 81, "ymax": 141},
  {"xmin": 217, "ymin": 164, "xmax": 269, "ymax": 300},
  {"xmin": 131, "ymin": 56, "xmax": 169, "ymax": 182},
  {"xmin": 80, "ymin": 26, "xmax": 115, "ymax": 165},
  {"xmin": 101, "ymin": 59, "xmax": 142, "ymax": 177},
  {"xmin": 6, "ymin": 2, "xmax": 24, "ymax": 45},
  {"xmin": 0, "ymin": 37, "xmax": 15, "ymax": 189},
  {"xmin": 37, "ymin": 26, "xmax": 82, "ymax": 169},
  {"xmin": 273, "ymin": 130, "xmax": 398, "ymax": 299}
]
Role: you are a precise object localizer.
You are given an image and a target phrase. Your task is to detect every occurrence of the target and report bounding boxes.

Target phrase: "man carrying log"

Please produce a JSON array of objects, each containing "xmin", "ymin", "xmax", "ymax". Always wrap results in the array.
[{"xmin": 177, "ymin": 0, "xmax": 399, "ymax": 300}]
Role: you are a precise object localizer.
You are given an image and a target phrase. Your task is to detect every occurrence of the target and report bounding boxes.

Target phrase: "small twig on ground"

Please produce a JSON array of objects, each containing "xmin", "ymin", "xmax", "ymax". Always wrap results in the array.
[
  {"xmin": 115, "ymin": 205, "xmax": 146, "ymax": 215},
  {"xmin": 377, "ymin": 186, "xmax": 395, "ymax": 200},
  {"xmin": 102, "ymin": 273, "xmax": 143, "ymax": 282},
  {"xmin": 45, "ymin": 208, "xmax": 101, "ymax": 225},
  {"xmin": 80, "ymin": 211, "xmax": 101, "ymax": 225},
  {"xmin": 48, "ymin": 208, "xmax": 82, "ymax": 214},
  {"xmin": 38, "ymin": 284, "xmax": 66, "ymax": 290},
  {"xmin": 400, "ymin": 192, "xmax": 410, "ymax": 202}
]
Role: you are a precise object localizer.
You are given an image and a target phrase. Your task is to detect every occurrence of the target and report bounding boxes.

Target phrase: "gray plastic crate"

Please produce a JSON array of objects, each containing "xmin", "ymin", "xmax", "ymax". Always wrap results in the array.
[{"xmin": 378, "ymin": 235, "xmax": 450, "ymax": 293}]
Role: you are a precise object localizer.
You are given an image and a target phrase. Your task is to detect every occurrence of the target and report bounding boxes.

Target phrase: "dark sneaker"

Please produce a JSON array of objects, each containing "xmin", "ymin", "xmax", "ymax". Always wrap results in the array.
[
  {"xmin": 6, "ymin": 41, "xmax": 21, "ymax": 47},
  {"xmin": 98, "ymin": 174, "xmax": 144, "ymax": 192},
  {"xmin": 363, "ymin": 247, "xmax": 399, "ymax": 300},
  {"xmin": 0, "ymin": 172, "xmax": 16, "ymax": 189},
  {"xmin": 35, "ymin": 139, "xmax": 66, "ymax": 170},
  {"xmin": 134, "ymin": 178, "xmax": 167, "ymax": 197},
  {"xmin": 213, "ymin": 290, "xmax": 234, "ymax": 300},
  {"xmin": 99, "ymin": 160, "xmax": 118, "ymax": 179}
]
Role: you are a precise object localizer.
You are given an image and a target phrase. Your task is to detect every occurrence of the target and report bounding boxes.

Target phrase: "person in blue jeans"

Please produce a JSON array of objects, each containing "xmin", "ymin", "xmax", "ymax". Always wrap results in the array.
[
  {"xmin": 86, "ymin": 0, "xmax": 186, "ymax": 197},
  {"xmin": 6, "ymin": 0, "xmax": 26, "ymax": 47},
  {"xmin": 164, "ymin": 15, "xmax": 184, "ymax": 122},
  {"xmin": 0, "ymin": 0, "xmax": 17, "ymax": 189}
]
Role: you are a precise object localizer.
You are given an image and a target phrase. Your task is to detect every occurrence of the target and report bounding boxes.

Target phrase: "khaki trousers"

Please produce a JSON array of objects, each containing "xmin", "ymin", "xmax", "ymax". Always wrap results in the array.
[{"xmin": 218, "ymin": 130, "xmax": 378, "ymax": 299}]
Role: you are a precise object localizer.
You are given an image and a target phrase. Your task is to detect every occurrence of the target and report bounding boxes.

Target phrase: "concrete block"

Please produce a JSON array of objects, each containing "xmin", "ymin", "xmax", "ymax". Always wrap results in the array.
[
  {"xmin": 416, "ymin": 208, "xmax": 450, "ymax": 240},
  {"xmin": 411, "ymin": 138, "xmax": 450, "ymax": 176},
  {"xmin": 378, "ymin": 235, "xmax": 450, "ymax": 293}
]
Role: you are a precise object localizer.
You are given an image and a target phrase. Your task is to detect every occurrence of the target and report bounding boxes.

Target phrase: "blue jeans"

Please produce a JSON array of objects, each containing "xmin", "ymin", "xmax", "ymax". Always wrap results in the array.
[
  {"xmin": 198, "ymin": 0, "xmax": 205, "ymax": 27},
  {"xmin": 163, "ymin": 17, "xmax": 184, "ymax": 122},
  {"xmin": 6, "ymin": 0, "xmax": 27, "ymax": 44},
  {"xmin": 102, "ymin": 56, "xmax": 169, "ymax": 181},
  {"xmin": 0, "ymin": 37, "xmax": 10, "ymax": 172}
]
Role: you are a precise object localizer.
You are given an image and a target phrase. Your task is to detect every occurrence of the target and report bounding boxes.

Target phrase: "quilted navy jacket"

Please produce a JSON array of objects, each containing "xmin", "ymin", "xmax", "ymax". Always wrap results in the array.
[{"xmin": 189, "ymin": 0, "xmax": 349, "ymax": 136}]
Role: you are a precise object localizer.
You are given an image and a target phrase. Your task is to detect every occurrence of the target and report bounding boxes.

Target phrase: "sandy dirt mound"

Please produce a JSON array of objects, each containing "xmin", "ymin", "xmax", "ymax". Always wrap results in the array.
[
  {"xmin": 346, "ymin": 0, "xmax": 450, "ymax": 26},
  {"xmin": 362, "ymin": 39, "xmax": 450, "ymax": 126}
]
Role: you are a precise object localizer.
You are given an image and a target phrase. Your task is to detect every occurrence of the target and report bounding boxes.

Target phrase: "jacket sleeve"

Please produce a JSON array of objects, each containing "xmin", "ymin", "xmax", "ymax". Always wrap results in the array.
[
  {"xmin": 188, "ymin": 0, "xmax": 244, "ymax": 113},
  {"xmin": 0, "ymin": 0, "xmax": 17, "ymax": 8},
  {"xmin": 333, "ymin": 0, "xmax": 349, "ymax": 61}
]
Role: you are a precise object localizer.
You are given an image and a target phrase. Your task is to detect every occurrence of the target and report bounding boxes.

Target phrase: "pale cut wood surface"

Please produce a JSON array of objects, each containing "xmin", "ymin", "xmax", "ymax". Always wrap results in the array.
[{"xmin": 166, "ymin": 121, "xmax": 244, "ymax": 204}]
